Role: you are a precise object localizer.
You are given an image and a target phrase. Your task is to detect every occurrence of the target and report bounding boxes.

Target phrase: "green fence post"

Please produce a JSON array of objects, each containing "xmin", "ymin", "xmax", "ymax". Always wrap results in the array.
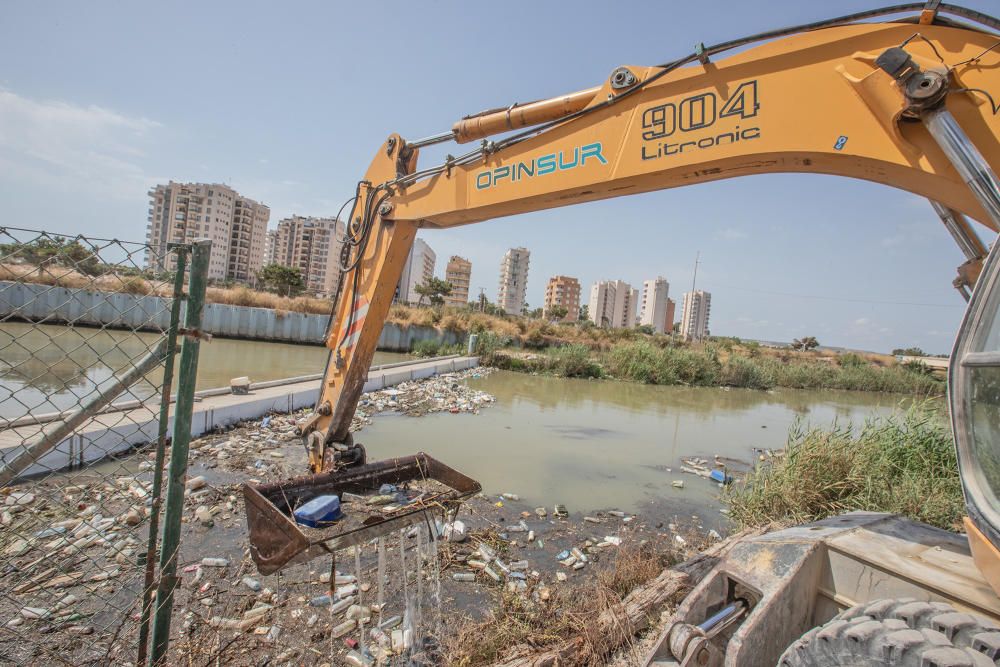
[
  {"xmin": 148, "ymin": 239, "xmax": 211, "ymax": 666},
  {"xmin": 136, "ymin": 246, "xmax": 188, "ymax": 667}
]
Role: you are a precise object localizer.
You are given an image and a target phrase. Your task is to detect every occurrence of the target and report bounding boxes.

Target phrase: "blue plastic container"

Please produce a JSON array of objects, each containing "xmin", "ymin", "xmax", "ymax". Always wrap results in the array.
[
  {"xmin": 293, "ymin": 495, "xmax": 342, "ymax": 527},
  {"xmin": 710, "ymin": 469, "xmax": 733, "ymax": 484}
]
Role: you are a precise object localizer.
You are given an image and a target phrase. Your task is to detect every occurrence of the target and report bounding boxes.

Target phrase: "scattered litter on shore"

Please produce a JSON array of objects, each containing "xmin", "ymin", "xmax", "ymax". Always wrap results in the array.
[{"xmin": 0, "ymin": 365, "xmax": 733, "ymax": 665}]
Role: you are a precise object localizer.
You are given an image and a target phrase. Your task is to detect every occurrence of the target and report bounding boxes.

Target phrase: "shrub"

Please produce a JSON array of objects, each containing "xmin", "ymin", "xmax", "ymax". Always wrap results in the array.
[
  {"xmin": 412, "ymin": 339, "xmax": 443, "ymax": 357},
  {"xmin": 721, "ymin": 356, "xmax": 774, "ymax": 390},
  {"xmin": 117, "ymin": 275, "xmax": 152, "ymax": 295},
  {"xmin": 548, "ymin": 345, "xmax": 603, "ymax": 379},
  {"xmin": 902, "ymin": 360, "xmax": 934, "ymax": 376},
  {"xmin": 725, "ymin": 405, "xmax": 962, "ymax": 531},
  {"xmin": 524, "ymin": 325, "xmax": 547, "ymax": 349},
  {"xmin": 838, "ymin": 352, "xmax": 866, "ymax": 368}
]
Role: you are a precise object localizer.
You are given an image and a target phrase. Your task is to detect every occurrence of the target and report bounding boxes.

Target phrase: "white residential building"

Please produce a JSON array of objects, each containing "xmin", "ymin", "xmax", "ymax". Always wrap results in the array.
[
  {"xmin": 497, "ymin": 247, "xmax": 530, "ymax": 316},
  {"xmin": 589, "ymin": 280, "xmax": 638, "ymax": 329},
  {"xmin": 397, "ymin": 238, "xmax": 436, "ymax": 304},
  {"xmin": 269, "ymin": 216, "xmax": 345, "ymax": 297},
  {"xmin": 145, "ymin": 182, "xmax": 269, "ymax": 283},
  {"xmin": 639, "ymin": 277, "xmax": 671, "ymax": 334},
  {"xmin": 681, "ymin": 290, "xmax": 712, "ymax": 341}
]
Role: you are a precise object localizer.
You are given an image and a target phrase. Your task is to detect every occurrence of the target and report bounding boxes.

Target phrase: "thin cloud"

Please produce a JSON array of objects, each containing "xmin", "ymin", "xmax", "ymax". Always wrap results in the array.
[
  {"xmin": 715, "ymin": 228, "xmax": 748, "ymax": 241},
  {"xmin": 0, "ymin": 88, "xmax": 160, "ymax": 200}
]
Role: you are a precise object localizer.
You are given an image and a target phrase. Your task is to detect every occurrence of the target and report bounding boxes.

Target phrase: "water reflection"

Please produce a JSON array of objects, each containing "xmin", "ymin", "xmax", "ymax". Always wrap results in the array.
[
  {"xmin": 481, "ymin": 371, "xmax": 910, "ymax": 420},
  {"xmin": 0, "ymin": 322, "xmax": 409, "ymax": 419},
  {"xmin": 359, "ymin": 371, "xmax": 927, "ymax": 517}
]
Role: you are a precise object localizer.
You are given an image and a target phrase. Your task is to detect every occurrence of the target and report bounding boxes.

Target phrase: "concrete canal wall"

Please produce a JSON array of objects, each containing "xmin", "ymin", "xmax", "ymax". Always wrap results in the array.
[
  {"xmin": 0, "ymin": 355, "xmax": 480, "ymax": 479},
  {"xmin": 0, "ymin": 281, "xmax": 463, "ymax": 350}
]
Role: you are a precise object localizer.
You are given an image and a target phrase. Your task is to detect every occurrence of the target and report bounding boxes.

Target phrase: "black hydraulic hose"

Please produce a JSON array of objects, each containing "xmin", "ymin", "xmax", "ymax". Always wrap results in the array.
[{"xmin": 385, "ymin": 2, "xmax": 999, "ymax": 189}]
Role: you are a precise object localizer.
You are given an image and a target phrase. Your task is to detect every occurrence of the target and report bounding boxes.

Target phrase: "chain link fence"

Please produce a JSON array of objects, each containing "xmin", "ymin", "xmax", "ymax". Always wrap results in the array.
[{"xmin": 0, "ymin": 227, "xmax": 198, "ymax": 665}]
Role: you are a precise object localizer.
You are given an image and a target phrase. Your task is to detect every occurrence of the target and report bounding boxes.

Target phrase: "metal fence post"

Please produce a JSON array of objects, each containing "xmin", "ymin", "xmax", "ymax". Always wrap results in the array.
[
  {"xmin": 148, "ymin": 239, "xmax": 210, "ymax": 666},
  {"xmin": 137, "ymin": 246, "xmax": 188, "ymax": 667}
]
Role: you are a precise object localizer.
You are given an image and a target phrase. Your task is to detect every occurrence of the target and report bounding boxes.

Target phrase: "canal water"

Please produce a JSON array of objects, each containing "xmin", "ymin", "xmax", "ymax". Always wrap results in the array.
[
  {"xmin": 354, "ymin": 371, "xmax": 918, "ymax": 520},
  {"xmin": 0, "ymin": 322, "xmax": 408, "ymax": 419},
  {"xmin": 1, "ymin": 322, "xmax": 919, "ymax": 521}
]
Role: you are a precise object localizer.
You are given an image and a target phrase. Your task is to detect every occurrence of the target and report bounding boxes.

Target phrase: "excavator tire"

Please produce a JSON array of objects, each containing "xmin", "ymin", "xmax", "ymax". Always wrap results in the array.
[{"xmin": 778, "ymin": 598, "xmax": 1000, "ymax": 666}]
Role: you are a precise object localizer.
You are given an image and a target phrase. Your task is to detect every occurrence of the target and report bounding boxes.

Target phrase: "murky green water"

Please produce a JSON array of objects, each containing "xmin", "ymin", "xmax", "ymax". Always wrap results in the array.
[
  {"xmin": 0, "ymin": 322, "xmax": 408, "ymax": 418},
  {"xmin": 355, "ymin": 371, "xmax": 920, "ymax": 518},
  {"xmin": 1, "ymin": 322, "xmax": 927, "ymax": 520}
]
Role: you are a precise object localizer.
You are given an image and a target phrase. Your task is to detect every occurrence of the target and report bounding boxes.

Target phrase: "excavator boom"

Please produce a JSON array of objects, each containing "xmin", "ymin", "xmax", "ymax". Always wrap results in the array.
[{"xmin": 307, "ymin": 5, "xmax": 1000, "ymax": 470}]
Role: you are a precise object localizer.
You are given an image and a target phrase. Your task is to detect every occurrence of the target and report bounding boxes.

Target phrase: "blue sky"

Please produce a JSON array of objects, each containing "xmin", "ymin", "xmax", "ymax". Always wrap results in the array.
[{"xmin": 2, "ymin": 1, "xmax": 997, "ymax": 354}]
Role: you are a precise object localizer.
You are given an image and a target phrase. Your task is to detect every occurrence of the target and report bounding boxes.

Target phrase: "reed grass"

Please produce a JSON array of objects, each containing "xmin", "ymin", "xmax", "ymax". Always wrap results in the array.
[{"xmin": 724, "ymin": 404, "xmax": 963, "ymax": 531}]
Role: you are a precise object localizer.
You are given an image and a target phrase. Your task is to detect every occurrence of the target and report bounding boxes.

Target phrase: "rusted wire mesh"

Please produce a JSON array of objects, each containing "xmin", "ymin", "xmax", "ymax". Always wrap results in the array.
[{"xmin": 0, "ymin": 227, "xmax": 180, "ymax": 665}]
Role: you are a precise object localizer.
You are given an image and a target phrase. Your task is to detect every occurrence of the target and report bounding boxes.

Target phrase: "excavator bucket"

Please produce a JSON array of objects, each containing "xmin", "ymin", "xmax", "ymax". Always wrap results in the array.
[{"xmin": 243, "ymin": 452, "xmax": 480, "ymax": 575}]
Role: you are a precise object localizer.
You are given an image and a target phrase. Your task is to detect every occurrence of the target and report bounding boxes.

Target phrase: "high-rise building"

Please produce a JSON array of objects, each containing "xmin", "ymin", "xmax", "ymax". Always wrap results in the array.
[
  {"xmin": 396, "ymin": 238, "xmax": 436, "ymax": 304},
  {"xmin": 681, "ymin": 290, "xmax": 712, "ymax": 340},
  {"xmin": 444, "ymin": 256, "xmax": 472, "ymax": 307},
  {"xmin": 665, "ymin": 297, "xmax": 676, "ymax": 334},
  {"xmin": 263, "ymin": 229, "xmax": 278, "ymax": 266},
  {"xmin": 639, "ymin": 277, "xmax": 671, "ymax": 334},
  {"xmin": 544, "ymin": 275, "xmax": 581, "ymax": 321},
  {"xmin": 145, "ymin": 182, "xmax": 270, "ymax": 283},
  {"xmin": 229, "ymin": 196, "xmax": 270, "ymax": 284},
  {"xmin": 270, "ymin": 216, "xmax": 345, "ymax": 297},
  {"xmin": 589, "ymin": 280, "xmax": 638, "ymax": 328},
  {"xmin": 497, "ymin": 247, "xmax": 530, "ymax": 316}
]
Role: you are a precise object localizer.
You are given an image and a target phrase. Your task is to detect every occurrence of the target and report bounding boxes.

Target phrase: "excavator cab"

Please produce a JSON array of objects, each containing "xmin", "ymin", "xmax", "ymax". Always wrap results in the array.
[{"xmin": 951, "ymin": 232, "xmax": 1000, "ymax": 594}]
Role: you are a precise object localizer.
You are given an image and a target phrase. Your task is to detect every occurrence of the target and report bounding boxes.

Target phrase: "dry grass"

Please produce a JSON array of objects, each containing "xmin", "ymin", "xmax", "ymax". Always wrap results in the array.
[
  {"xmin": 1, "ymin": 261, "xmax": 169, "ymax": 294},
  {"xmin": 0, "ymin": 261, "xmax": 337, "ymax": 314},
  {"xmin": 442, "ymin": 541, "xmax": 683, "ymax": 666},
  {"xmin": 204, "ymin": 286, "xmax": 332, "ymax": 314}
]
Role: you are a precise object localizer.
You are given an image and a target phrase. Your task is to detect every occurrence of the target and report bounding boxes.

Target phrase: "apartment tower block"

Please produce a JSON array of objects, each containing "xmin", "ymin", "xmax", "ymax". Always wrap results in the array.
[
  {"xmin": 396, "ymin": 238, "xmax": 436, "ymax": 304},
  {"xmin": 639, "ymin": 277, "xmax": 671, "ymax": 334},
  {"xmin": 589, "ymin": 280, "xmax": 638, "ymax": 329},
  {"xmin": 544, "ymin": 275, "xmax": 581, "ymax": 321},
  {"xmin": 444, "ymin": 256, "xmax": 472, "ymax": 307},
  {"xmin": 681, "ymin": 290, "xmax": 712, "ymax": 340},
  {"xmin": 497, "ymin": 247, "xmax": 530, "ymax": 316},
  {"xmin": 146, "ymin": 182, "xmax": 269, "ymax": 283},
  {"xmin": 270, "ymin": 216, "xmax": 345, "ymax": 297}
]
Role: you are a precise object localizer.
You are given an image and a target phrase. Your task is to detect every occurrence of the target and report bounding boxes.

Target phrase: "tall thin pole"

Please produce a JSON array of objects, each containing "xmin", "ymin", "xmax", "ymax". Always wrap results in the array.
[
  {"xmin": 137, "ymin": 247, "xmax": 188, "ymax": 667},
  {"xmin": 691, "ymin": 251, "xmax": 700, "ymax": 293},
  {"xmin": 148, "ymin": 239, "xmax": 211, "ymax": 666}
]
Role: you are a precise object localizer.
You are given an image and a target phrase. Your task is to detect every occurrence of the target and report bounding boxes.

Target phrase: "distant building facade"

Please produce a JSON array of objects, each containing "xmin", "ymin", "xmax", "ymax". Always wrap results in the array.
[
  {"xmin": 665, "ymin": 297, "xmax": 676, "ymax": 334},
  {"xmin": 444, "ymin": 256, "xmax": 472, "ymax": 307},
  {"xmin": 544, "ymin": 275, "xmax": 581, "ymax": 321},
  {"xmin": 397, "ymin": 238, "xmax": 436, "ymax": 304},
  {"xmin": 589, "ymin": 280, "xmax": 638, "ymax": 329},
  {"xmin": 681, "ymin": 290, "xmax": 712, "ymax": 340},
  {"xmin": 145, "ymin": 182, "xmax": 269, "ymax": 283},
  {"xmin": 270, "ymin": 216, "xmax": 345, "ymax": 296},
  {"xmin": 497, "ymin": 247, "xmax": 530, "ymax": 316},
  {"xmin": 263, "ymin": 229, "xmax": 278, "ymax": 266},
  {"xmin": 639, "ymin": 277, "xmax": 671, "ymax": 334}
]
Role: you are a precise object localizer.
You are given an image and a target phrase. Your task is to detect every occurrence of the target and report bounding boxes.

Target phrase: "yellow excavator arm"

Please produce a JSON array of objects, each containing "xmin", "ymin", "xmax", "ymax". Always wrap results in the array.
[{"xmin": 305, "ymin": 4, "xmax": 1000, "ymax": 473}]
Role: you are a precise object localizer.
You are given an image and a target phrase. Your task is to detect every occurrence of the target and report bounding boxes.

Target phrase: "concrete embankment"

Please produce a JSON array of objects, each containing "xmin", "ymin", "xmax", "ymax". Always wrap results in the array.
[
  {"xmin": 0, "ymin": 281, "xmax": 461, "ymax": 349},
  {"xmin": 0, "ymin": 355, "xmax": 478, "ymax": 478}
]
